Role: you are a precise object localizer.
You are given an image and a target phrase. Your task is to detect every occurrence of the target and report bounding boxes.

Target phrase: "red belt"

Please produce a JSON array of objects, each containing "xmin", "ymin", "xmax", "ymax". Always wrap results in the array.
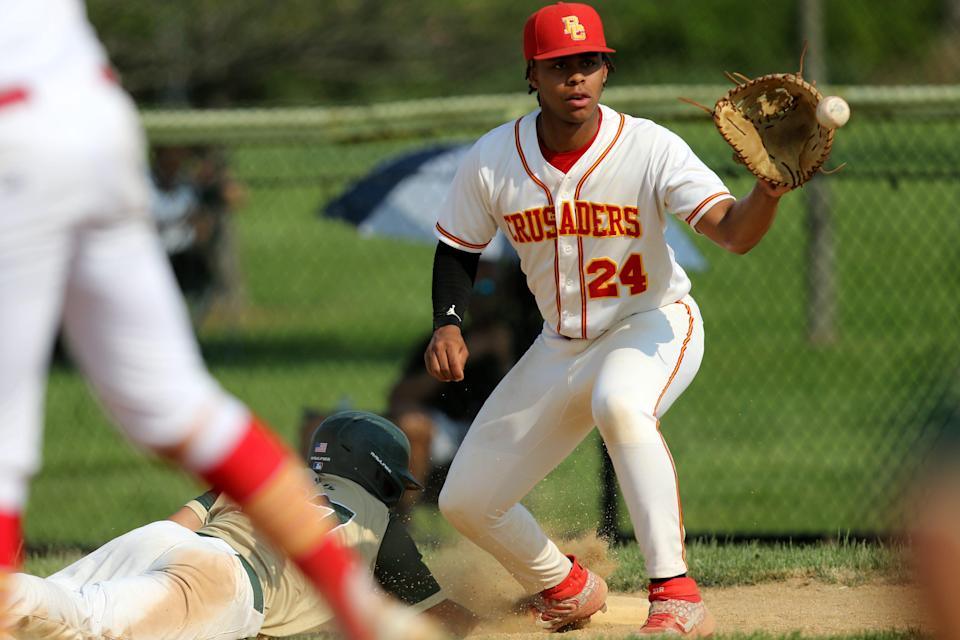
[{"xmin": 0, "ymin": 87, "xmax": 29, "ymax": 110}]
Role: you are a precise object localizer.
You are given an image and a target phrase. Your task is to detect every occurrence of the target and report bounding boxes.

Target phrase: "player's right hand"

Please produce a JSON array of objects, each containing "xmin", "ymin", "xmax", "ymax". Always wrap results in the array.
[{"xmin": 424, "ymin": 326, "xmax": 469, "ymax": 382}]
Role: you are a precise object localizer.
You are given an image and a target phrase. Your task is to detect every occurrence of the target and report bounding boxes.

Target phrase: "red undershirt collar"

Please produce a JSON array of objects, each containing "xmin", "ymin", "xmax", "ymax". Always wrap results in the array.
[{"xmin": 538, "ymin": 109, "xmax": 603, "ymax": 174}]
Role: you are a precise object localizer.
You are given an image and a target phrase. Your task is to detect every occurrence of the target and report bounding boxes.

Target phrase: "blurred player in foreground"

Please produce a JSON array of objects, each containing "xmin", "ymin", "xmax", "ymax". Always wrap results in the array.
[
  {"xmin": 6, "ymin": 412, "xmax": 478, "ymax": 639},
  {"xmin": 0, "ymin": 2, "xmax": 427, "ymax": 638},
  {"xmin": 908, "ymin": 400, "xmax": 960, "ymax": 640},
  {"xmin": 425, "ymin": 2, "xmax": 791, "ymax": 636}
]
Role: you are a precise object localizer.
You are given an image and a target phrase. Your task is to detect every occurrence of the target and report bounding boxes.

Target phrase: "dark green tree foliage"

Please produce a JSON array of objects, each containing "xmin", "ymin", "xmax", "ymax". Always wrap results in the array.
[{"xmin": 85, "ymin": 0, "xmax": 955, "ymax": 108}]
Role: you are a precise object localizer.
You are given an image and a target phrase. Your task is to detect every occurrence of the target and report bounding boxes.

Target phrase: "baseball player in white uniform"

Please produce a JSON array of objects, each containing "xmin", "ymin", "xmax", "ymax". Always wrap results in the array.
[
  {"xmin": 6, "ymin": 412, "xmax": 477, "ymax": 640},
  {"xmin": 425, "ymin": 2, "xmax": 792, "ymax": 636},
  {"xmin": 0, "ymin": 4, "xmax": 436, "ymax": 639}
]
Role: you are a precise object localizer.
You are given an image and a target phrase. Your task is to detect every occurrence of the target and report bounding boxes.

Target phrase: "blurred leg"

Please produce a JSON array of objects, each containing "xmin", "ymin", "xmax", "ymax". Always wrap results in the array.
[
  {"xmin": 0, "ymin": 139, "xmax": 77, "ymax": 617},
  {"xmin": 0, "ymin": 81, "xmax": 423, "ymax": 640},
  {"xmin": 0, "ymin": 77, "xmax": 439, "ymax": 639},
  {"xmin": 60, "ymin": 218, "xmax": 413, "ymax": 640},
  {"xmin": 911, "ymin": 467, "xmax": 960, "ymax": 640}
]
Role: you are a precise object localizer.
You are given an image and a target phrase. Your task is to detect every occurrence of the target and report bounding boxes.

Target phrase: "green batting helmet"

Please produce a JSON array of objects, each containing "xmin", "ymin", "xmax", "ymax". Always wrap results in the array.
[{"xmin": 308, "ymin": 410, "xmax": 423, "ymax": 506}]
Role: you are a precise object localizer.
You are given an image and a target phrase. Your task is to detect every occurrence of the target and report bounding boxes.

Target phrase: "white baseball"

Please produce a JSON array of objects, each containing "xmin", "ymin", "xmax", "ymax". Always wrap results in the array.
[{"xmin": 816, "ymin": 96, "xmax": 850, "ymax": 129}]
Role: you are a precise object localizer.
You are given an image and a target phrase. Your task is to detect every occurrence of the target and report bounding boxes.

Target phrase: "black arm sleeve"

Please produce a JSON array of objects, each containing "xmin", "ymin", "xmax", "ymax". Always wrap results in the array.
[
  {"xmin": 432, "ymin": 241, "xmax": 480, "ymax": 331},
  {"xmin": 373, "ymin": 514, "xmax": 443, "ymax": 606}
]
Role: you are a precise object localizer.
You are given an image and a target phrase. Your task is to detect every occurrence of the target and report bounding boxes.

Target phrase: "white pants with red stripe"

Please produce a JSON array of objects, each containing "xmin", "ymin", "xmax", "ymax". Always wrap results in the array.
[
  {"xmin": 0, "ymin": 75, "xmax": 245, "ymax": 516},
  {"xmin": 7, "ymin": 521, "xmax": 263, "ymax": 639},
  {"xmin": 439, "ymin": 296, "xmax": 704, "ymax": 592}
]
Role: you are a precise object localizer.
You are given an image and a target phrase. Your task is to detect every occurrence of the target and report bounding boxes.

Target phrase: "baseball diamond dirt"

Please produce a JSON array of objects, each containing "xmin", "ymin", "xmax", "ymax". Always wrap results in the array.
[
  {"xmin": 427, "ymin": 535, "xmax": 927, "ymax": 638},
  {"xmin": 462, "ymin": 582, "xmax": 924, "ymax": 639}
]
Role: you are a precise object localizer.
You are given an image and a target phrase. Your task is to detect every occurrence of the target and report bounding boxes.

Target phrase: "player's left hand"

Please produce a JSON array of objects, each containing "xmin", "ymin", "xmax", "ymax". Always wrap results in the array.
[{"xmin": 756, "ymin": 179, "xmax": 792, "ymax": 199}]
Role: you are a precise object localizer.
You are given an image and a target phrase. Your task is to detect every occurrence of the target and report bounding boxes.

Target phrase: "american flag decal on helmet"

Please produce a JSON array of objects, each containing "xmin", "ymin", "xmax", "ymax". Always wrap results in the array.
[{"xmin": 314, "ymin": 442, "xmax": 327, "ymax": 453}]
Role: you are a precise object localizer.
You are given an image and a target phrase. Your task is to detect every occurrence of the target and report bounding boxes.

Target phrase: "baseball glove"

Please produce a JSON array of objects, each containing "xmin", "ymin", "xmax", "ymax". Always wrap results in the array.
[{"xmin": 683, "ymin": 50, "xmax": 839, "ymax": 188}]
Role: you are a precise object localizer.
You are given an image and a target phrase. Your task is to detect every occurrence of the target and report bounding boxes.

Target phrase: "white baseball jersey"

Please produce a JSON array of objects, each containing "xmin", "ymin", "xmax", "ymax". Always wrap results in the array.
[
  {"xmin": 435, "ymin": 104, "xmax": 733, "ymax": 340},
  {"xmin": 0, "ymin": 0, "xmax": 108, "ymax": 87}
]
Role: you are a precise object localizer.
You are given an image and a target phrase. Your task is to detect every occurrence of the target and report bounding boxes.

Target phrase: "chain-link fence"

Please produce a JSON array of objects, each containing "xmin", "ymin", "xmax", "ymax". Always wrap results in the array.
[
  {"xmin": 30, "ymin": 84, "xmax": 960, "ymax": 549},
  {"xmin": 22, "ymin": 0, "xmax": 960, "ymax": 549}
]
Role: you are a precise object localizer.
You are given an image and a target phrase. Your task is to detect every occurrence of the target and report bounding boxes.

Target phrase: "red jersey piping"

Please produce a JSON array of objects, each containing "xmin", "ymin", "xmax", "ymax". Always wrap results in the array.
[
  {"xmin": 515, "ymin": 116, "xmax": 562, "ymax": 333},
  {"xmin": 435, "ymin": 223, "xmax": 490, "ymax": 250},
  {"xmin": 573, "ymin": 112, "xmax": 626, "ymax": 338}
]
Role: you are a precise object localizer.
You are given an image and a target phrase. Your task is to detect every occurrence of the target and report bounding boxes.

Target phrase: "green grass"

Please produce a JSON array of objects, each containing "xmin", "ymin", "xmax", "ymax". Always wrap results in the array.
[
  {"xmin": 26, "ymin": 539, "xmax": 903, "ymax": 587},
  {"xmin": 606, "ymin": 539, "xmax": 908, "ymax": 592},
  {"xmin": 23, "ymin": 551, "xmax": 84, "ymax": 578},
  {"xmin": 27, "ymin": 113, "xmax": 960, "ymax": 548},
  {"xmin": 404, "ymin": 504, "xmax": 909, "ymax": 591}
]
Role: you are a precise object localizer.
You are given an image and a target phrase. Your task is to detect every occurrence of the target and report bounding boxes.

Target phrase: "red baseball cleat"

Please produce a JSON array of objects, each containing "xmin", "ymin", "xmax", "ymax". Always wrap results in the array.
[
  {"xmin": 530, "ymin": 555, "xmax": 608, "ymax": 632},
  {"xmin": 639, "ymin": 577, "xmax": 716, "ymax": 637}
]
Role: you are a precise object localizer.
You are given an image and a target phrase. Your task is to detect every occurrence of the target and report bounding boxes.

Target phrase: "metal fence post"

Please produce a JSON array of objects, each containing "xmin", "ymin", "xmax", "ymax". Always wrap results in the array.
[{"xmin": 801, "ymin": 0, "xmax": 838, "ymax": 346}]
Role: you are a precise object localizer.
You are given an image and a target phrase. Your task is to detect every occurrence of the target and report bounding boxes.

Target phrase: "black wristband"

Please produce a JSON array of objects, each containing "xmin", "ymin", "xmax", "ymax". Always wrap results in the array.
[{"xmin": 432, "ymin": 241, "xmax": 480, "ymax": 330}]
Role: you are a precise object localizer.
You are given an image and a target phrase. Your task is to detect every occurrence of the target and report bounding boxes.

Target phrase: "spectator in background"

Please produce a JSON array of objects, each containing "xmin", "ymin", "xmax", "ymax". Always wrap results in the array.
[
  {"xmin": 192, "ymin": 146, "xmax": 247, "ymax": 315},
  {"xmin": 150, "ymin": 145, "xmax": 202, "ymax": 276},
  {"xmin": 149, "ymin": 145, "xmax": 246, "ymax": 325}
]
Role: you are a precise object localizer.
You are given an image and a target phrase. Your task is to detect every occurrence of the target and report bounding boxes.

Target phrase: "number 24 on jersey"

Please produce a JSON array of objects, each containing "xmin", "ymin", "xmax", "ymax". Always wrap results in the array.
[{"xmin": 586, "ymin": 253, "xmax": 647, "ymax": 299}]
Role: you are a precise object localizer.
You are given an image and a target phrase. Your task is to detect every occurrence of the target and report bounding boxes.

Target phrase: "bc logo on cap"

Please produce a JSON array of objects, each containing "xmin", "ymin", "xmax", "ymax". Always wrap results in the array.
[{"xmin": 562, "ymin": 16, "xmax": 587, "ymax": 41}]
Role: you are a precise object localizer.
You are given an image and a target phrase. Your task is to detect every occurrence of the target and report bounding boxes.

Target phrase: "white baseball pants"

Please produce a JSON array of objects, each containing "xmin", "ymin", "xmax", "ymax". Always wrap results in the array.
[
  {"xmin": 7, "ymin": 521, "xmax": 263, "ymax": 639},
  {"xmin": 0, "ymin": 75, "xmax": 246, "ymax": 514},
  {"xmin": 439, "ymin": 297, "xmax": 704, "ymax": 592}
]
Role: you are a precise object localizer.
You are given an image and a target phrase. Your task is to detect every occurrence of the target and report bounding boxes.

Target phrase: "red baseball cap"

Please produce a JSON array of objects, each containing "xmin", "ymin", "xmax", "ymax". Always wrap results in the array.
[{"xmin": 523, "ymin": 2, "xmax": 615, "ymax": 61}]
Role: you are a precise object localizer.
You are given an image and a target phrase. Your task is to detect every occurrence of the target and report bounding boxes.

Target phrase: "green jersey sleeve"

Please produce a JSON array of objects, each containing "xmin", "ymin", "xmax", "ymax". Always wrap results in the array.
[
  {"xmin": 373, "ymin": 514, "xmax": 444, "ymax": 609},
  {"xmin": 183, "ymin": 489, "xmax": 220, "ymax": 525}
]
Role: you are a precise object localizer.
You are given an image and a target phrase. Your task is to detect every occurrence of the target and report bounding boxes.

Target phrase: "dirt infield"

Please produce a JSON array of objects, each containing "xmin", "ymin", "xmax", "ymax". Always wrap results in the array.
[
  {"xmin": 429, "ymin": 536, "xmax": 927, "ymax": 638},
  {"xmin": 467, "ymin": 581, "xmax": 923, "ymax": 639}
]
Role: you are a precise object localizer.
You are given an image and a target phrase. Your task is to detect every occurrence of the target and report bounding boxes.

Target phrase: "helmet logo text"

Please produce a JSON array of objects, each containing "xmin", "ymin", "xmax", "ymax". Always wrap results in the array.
[{"xmin": 369, "ymin": 451, "xmax": 393, "ymax": 474}]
